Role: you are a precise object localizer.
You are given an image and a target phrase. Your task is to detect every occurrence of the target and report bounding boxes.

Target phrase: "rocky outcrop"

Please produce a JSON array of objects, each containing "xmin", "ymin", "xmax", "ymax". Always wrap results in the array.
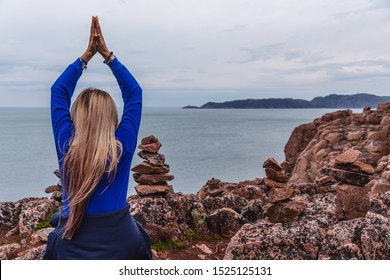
[
  {"xmin": 128, "ymin": 177, "xmax": 267, "ymax": 242},
  {"xmin": 286, "ymin": 106, "xmax": 390, "ymax": 184},
  {"xmin": 131, "ymin": 135, "xmax": 174, "ymax": 196},
  {"xmin": 224, "ymin": 191, "xmax": 390, "ymax": 260},
  {"xmin": 0, "ymin": 197, "xmax": 56, "ymax": 239},
  {"xmin": 318, "ymin": 192, "xmax": 390, "ymax": 259},
  {"xmin": 0, "ymin": 196, "xmax": 56, "ymax": 260},
  {"xmin": 283, "ymin": 110, "xmax": 353, "ymax": 175}
]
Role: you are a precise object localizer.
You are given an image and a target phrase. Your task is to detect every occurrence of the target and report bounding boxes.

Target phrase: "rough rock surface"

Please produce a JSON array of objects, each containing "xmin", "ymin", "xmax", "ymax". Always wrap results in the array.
[
  {"xmin": 131, "ymin": 162, "xmax": 170, "ymax": 174},
  {"xmin": 224, "ymin": 219, "xmax": 323, "ymax": 260},
  {"xmin": 336, "ymin": 184, "xmax": 371, "ymax": 220},
  {"xmin": 265, "ymin": 168, "xmax": 289, "ymax": 183},
  {"xmin": 137, "ymin": 142, "xmax": 162, "ymax": 153},
  {"xmin": 0, "ymin": 243, "xmax": 21, "ymax": 260},
  {"xmin": 141, "ymin": 135, "xmax": 159, "ymax": 145},
  {"xmin": 286, "ymin": 107, "xmax": 390, "ymax": 183},
  {"xmin": 283, "ymin": 110, "xmax": 353, "ymax": 175},
  {"xmin": 138, "ymin": 151, "xmax": 166, "ymax": 166},
  {"xmin": 207, "ymin": 208, "xmax": 243, "ymax": 238},
  {"xmin": 268, "ymin": 187, "xmax": 293, "ymax": 203},
  {"xmin": 128, "ymin": 195, "xmax": 180, "ymax": 241},
  {"xmin": 30, "ymin": 228, "xmax": 54, "ymax": 245},
  {"xmin": 263, "ymin": 158, "xmax": 283, "ymax": 171},
  {"xmin": 133, "ymin": 173, "xmax": 174, "ymax": 185},
  {"xmin": 18, "ymin": 198, "xmax": 56, "ymax": 238},
  {"xmin": 225, "ymin": 191, "xmax": 390, "ymax": 260},
  {"xmin": 319, "ymin": 211, "xmax": 390, "ymax": 260},
  {"xmin": 15, "ymin": 245, "xmax": 47, "ymax": 260},
  {"xmin": 134, "ymin": 185, "xmax": 173, "ymax": 196},
  {"xmin": 265, "ymin": 198, "xmax": 307, "ymax": 223}
]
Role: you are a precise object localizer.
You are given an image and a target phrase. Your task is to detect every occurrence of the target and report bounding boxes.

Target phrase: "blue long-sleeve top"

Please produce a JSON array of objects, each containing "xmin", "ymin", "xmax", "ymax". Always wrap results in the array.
[{"xmin": 51, "ymin": 57, "xmax": 142, "ymax": 217}]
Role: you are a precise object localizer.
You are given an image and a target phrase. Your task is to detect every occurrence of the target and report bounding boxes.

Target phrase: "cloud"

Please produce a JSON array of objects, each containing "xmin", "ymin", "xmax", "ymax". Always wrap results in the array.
[{"xmin": 1, "ymin": 0, "xmax": 390, "ymax": 107}]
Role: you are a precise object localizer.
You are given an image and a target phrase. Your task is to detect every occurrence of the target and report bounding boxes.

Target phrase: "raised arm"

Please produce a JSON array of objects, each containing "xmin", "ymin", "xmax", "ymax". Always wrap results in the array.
[
  {"xmin": 51, "ymin": 16, "xmax": 98, "ymax": 162},
  {"xmin": 50, "ymin": 58, "xmax": 85, "ymax": 162},
  {"xmin": 109, "ymin": 58, "xmax": 143, "ymax": 154},
  {"xmin": 94, "ymin": 17, "xmax": 142, "ymax": 154}
]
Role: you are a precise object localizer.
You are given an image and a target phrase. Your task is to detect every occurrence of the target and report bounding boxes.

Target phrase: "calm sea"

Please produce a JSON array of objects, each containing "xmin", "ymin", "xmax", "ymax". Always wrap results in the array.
[{"xmin": 0, "ymin": 107, "xmax": 343, "ymax": 202}]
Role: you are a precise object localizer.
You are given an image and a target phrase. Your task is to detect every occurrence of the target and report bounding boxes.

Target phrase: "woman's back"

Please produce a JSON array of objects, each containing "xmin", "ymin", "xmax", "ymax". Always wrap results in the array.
[
  {"xmin": 44, "ymin": 16, "xmax": 151, "ymax": 259},
  {"xmin": 52, "ymin": 57, "xmax": 142, "ymax": 217}
]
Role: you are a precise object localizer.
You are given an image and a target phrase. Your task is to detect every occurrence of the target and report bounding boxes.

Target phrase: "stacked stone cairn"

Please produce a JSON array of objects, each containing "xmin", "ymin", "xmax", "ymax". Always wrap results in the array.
[
  {"xmin": 322, "ymin": 149, "xmax": 374, "ymax": 220},
  {"xmin": 262, "ymin": 158, "xmax": 306, "ymax": 223},
  {"xmin": 44, "ymin": 169, "xmax": 62, "ymax": 205},
  {"xmin": 131, "ymin": 135, "xmax": 174, "ymax": 196}
]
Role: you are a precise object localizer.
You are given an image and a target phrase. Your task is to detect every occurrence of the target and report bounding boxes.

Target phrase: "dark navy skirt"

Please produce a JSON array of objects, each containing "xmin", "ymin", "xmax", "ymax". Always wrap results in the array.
[{"xmin": 42, "ymin": 203, "xmax": 152, "ymax": 260}]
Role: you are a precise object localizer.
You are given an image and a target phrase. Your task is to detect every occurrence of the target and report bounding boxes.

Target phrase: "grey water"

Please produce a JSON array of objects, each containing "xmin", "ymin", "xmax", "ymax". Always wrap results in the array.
[{"xmin": 0, "ymin": 107, "xmax": 344, "ymax": 202}]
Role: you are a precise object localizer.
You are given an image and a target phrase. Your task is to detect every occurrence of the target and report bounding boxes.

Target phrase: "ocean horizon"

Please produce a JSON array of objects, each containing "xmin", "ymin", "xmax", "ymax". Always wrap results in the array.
[{"xmin": 0, "ymin": 107, "xmax": 359, "ymax": 202}]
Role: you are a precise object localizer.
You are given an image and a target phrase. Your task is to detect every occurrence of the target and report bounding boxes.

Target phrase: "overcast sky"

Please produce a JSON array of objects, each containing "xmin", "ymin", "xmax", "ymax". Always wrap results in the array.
[{"xmin": 0, "ymin": 0, "xmax": 390, "ymax": 107}]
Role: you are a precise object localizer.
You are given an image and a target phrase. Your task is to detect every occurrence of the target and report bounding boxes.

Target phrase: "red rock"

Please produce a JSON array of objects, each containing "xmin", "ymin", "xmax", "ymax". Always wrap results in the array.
[
  {"xmin": 336, "ymin": 184, "xmax": 370, "ymax": 220},
  {"xmin": 208, "ymin": 188, "xmax": 224, "ymax": 197},
  {"xmin": 0, "ymin": 243, "xmax": 21, "ymax": 260},
  {"xmin": 51, "ymin": 191, "xmax": 62, "ymax": 202},
  {"xmin": 334, "ymin": 160, "xmax": 375, "ymax": 175},
  {"xmin": 133, "ymin": 173, "xmax": 174, "ymax": 185},
  {"xmin": 265, "ymin": 168, "xmax": 289, "ymax": 183},
  {"xmin": 322, "ymin": 168, "xmax": 371, "ymax": 186},
  {"xmin": 141, "ymin": 135, "xmax": 159, "ymax": 145},
  {"xmin": 131, "ymin": 162, "xmax": 169, "ymax": 174},
  {"xmin": 54, "ymin": 169, "xmax": 60, "ymax": 178},
  {"xmin": 134, "ymin": 185, "xmax": 173, "ymax": 196},
  {"xmin": 18, "ymin": 198, "xmax": 56, "ymax": 238},
  {"xmin": 263, "ymin": 158, "xmax": 283, "ymax": 171},
  {"xmin": 208, "ymin": 208, "xmax": 242, "ymax": 238},
  {"xmin": 224, "ymin": 218, "xmax": 323, "ymax": 260},
  {"xmin": 283, "ymin": 110, "xmax": 352, "ymax": 175},
  {"xmin": 196, "ymin": 178, "xmax": 222, "ymax": 200},
  {"xmin": 201, "ymin": 193, "xmax": 248, "ymax": 215},
  {"xmin": 268, "ymin": 187, "xmax": 293, "ymax": 203},
  {"xmin": 137, "ymin": 151, "xmax": 165, "ymax": 166},
  {"xmin": 241, "ymin": 199, "xmax": 265, "ymax": 222},
  {"xmin": 138, "ymin": 142, "xmax": 162, "ymax": 153},
  {"xmin": 335, "ymin": 150, "xmax": 361, "ymax": 164},
  {"xmin": 238, "ymin": 178, "xmax": 263, "ymax": 186},
  {"xmin": 265, "ymin": 199, "xmax": 307, "ymax": 223},
  {"xmin": 315, "ymin": 175, "xmax": 334, "ymax": 186},
  {"xmin": 44, "ymin": 184, "xmax": 61, "ymax": 193},
  {"xmin": 377, "ymin": 102, "xmax": 390, "ymax": 111},
  {"xmin": 15, "ymin": 245, "xmax": 46, "ymax": 260},
  {"xmin": 128, "ymin": 196, "xmax": 180, "ymax": 241},
  {"xmin": 264, "ymin": 178, "xmax": 289, "ymax": 189},
  {"xmin": 363, "ymin": 106, "xmax": 371, "ymax": 113},
  {"xmin": 368, "ymin": 181, "xmax": 390, "ymax": 196},
  {"xmin": 227, "ymin": 185, "xmax": 265, "ymax": 201}
]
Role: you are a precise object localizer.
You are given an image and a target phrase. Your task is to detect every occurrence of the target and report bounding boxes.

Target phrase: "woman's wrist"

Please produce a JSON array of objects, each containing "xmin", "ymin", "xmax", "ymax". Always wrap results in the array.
[
  {"xmin": 102, "ymin": 50, "xmax": 111, "ymax": 61},
  {"xmin": 81, "ymin": 51, "xmax": 93, "ymax": 62}
]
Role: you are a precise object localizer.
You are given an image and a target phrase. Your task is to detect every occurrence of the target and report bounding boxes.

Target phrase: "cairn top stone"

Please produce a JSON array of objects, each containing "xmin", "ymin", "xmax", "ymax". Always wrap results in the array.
[
  {"xmin": 263, "ymin": 157, "xmax": 283, "ymax": 171},
  {"xmin": 141, "ymin": 135, "xmax": 159, "ymax": 145}
]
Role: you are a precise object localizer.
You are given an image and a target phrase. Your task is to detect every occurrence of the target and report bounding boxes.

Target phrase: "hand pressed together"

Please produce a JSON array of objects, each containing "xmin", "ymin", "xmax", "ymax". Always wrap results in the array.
[{"xmin": 81, "ymin": 16, "xmax": 111, "ymax": 62}]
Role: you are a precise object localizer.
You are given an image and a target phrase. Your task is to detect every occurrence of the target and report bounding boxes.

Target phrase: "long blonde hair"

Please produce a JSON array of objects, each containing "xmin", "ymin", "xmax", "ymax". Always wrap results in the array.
[{"xmin": 62, "ymin": 87, "xmax": 123, "ymax": 239}]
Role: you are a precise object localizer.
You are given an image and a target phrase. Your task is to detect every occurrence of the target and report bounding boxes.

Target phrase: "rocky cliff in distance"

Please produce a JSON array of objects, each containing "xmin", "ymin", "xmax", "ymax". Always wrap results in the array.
[
  {"xmin": 183, "ymin": 93, "xmax": 390, "ymax": 109},
  {"xmin": 2, "ymin": 103, "xmax": 390, "ymax": 260}
]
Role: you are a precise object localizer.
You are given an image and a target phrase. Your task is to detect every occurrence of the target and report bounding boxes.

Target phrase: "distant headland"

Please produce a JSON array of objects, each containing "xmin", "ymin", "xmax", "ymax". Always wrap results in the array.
[{"xmin": 183, "ymin": 93, "xmax": 390, "ymax": 109}]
